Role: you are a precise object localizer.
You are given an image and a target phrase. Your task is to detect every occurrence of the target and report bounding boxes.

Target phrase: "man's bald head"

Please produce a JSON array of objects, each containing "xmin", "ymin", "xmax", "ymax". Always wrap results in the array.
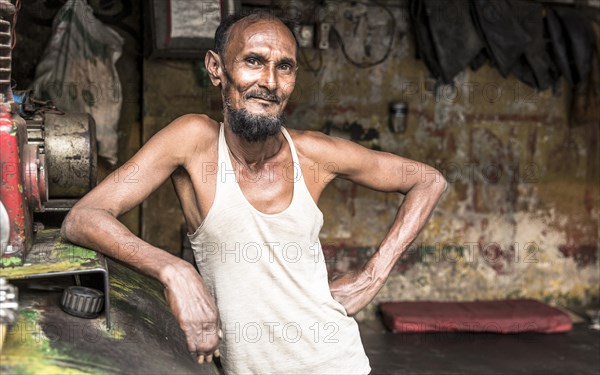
[{"xmin": 213, "ymin": 11, "xmax": 299, "ymax": 62}]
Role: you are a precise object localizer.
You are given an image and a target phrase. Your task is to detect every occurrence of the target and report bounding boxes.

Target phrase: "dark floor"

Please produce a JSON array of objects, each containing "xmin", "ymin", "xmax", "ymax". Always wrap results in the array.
[{"xmin": 360, "ymin": 322, "xmax": 600, "ymax": 375}]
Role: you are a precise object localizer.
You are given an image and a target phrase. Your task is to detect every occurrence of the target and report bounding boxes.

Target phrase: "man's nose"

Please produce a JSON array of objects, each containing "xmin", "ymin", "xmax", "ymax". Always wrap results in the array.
[{"xmin": 259, "ymin": 64, "xmax": 278, "ymax": 92}]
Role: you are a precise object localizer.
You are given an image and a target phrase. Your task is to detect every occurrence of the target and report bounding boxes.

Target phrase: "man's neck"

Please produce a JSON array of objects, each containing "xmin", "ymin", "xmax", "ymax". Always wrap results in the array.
[{"xmin": 223, "ymin": 123, "xmax": 284, "ymax": 172}]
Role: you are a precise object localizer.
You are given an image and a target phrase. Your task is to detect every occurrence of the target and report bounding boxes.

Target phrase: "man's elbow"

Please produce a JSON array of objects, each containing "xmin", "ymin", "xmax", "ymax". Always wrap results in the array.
[
  {"xmin": 61, "ymin": 208, "xmax": 83, "ymax": 243},
  {"xmin": 435, "ymin": 172, "xmax": 448, "ymax": 194},
  {"xmin": 426, "ymin": 169, "xmax": 448, "ymax": 197}
]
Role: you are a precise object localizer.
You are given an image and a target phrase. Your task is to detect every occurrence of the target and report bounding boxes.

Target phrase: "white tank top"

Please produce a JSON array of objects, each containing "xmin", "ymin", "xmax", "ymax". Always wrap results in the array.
[{"xmin": 188, "ymin": 124, "xmax": 371, "ymax": 374}]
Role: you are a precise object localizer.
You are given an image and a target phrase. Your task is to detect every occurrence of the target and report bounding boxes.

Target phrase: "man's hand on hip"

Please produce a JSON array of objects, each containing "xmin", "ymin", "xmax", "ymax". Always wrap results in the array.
[{"xmin": 329, "ymin": 268, "xmax": 384, "ymax": 316}]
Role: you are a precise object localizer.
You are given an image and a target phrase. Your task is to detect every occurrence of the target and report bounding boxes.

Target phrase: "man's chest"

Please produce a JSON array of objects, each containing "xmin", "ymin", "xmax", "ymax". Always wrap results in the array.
[{"xmin": 187, "ymin": 152, "xmax": 325, "ymax": 219}]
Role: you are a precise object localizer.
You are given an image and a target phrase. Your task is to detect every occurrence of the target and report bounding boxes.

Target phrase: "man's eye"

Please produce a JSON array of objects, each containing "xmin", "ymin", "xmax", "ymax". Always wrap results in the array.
[
  {"xmin": 279, "ymin": 64, "xmax": 293, "ymax": 71},
  {"xmin": 246, "ymin": 58, "xmax": 260, "ymax": 66}
]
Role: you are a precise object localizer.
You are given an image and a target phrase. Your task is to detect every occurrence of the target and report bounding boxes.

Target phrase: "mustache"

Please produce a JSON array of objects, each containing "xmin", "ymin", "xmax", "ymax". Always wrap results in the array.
[{"xmin": 244, "ymin": 90, "xmax": 281, "ymax": 104}]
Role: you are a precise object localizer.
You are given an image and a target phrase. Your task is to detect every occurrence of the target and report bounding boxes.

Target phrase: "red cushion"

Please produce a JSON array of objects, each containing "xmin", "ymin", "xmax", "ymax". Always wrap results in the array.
[{"xmin": 380, "ymin": 299, "xmax": 572, "ymax": 334}]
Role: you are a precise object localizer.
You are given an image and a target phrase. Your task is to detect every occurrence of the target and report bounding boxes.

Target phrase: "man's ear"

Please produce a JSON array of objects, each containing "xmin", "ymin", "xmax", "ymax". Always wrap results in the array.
[{"xmin": 205, "ymin": 50, "xmax": 223, "ymax": 86}]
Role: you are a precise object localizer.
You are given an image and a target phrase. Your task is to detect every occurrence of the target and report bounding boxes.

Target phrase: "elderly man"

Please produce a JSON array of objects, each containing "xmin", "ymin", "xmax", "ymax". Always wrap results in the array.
[{"xmin": 61, "ymin": 11, "xmax": 447, "ymax": 374}]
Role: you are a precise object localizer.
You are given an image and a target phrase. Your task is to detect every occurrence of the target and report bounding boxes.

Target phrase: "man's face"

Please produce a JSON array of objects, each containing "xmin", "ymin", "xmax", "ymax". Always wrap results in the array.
[{"xmin": 219, "ymin": 19, "xmax": 298, "ymax": 129}]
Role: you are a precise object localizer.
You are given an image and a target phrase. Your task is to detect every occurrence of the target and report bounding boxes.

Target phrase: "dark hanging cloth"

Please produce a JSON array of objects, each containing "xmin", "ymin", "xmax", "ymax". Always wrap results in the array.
[
  {"xmin": 410, "ymin": 0, "xmax": 443, "ymax": 80},
  {"xmin": 410, "ymin": 0, "xmax": 484, "ymax": 83},
  {"xmin": 546, "ymin": 8, "xmax": 575, "ymax": 86},
  {"xmin": 570, "ymin": 22, "xmax": 599, "ymax": 128},
  {"xmin": 546, "ymin": 6, "xmax": 597, "ymax": 88},
  {"xmin": 423, "ymin": 0, "xmax": 484, "ymax": 83},
  {"xmin": 471, "ymin": 0, "xmax": 531, "ymax": 77},
  {"xmin": 507, "ymin": 0, "xmax": 554, "ymax": 90}
]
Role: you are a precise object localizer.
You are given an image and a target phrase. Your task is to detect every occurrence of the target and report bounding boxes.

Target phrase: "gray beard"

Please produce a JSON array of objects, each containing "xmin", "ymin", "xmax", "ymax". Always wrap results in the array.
[{"xmin": 225, "ymin": 103, "xmax": 284, "ymax": 143}]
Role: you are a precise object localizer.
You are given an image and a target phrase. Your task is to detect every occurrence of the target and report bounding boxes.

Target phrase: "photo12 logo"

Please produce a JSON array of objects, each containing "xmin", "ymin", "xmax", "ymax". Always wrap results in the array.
[{"xmin": 218, "ymin": 320, "xmax": 340, "ymax": 344}]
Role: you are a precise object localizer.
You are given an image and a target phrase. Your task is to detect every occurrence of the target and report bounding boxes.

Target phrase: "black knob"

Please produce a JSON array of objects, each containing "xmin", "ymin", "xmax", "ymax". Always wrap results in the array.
[{"xmin": 61, "ymin": 286, "xmax": 104, "ymax": 319}]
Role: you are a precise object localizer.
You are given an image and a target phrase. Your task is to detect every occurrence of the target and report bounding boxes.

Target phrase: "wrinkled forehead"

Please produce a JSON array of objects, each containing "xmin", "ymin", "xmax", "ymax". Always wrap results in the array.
[{"xmin": 225, "ymin": 18, "xmax": 297, "ymax": 59}]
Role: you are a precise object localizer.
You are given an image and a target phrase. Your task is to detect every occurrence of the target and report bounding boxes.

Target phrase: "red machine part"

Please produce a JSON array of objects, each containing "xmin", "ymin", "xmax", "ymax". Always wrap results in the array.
[{"xmin": 0, "ymin": 101, "xmax": 32, "ymax": 256}]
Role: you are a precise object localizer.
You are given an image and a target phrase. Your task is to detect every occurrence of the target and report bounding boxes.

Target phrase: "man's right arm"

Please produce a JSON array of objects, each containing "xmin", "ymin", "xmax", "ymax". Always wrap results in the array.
[{"xmin": 61, "ymin": 114, "xmax": 221, "ymax": 362}]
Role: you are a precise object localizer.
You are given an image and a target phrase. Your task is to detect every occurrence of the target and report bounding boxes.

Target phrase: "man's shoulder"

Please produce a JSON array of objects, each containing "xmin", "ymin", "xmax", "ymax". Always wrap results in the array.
[
  {"xmin": 167, "ymin": 114, "xmax": 220, "ymax": 137},
  {"xmin": 286, "ymin": 127, "xmax": 343, "ymax": 162},
  {"xmin": 286, "ymin": 127, "xmax": 378, "ymax": 179},
  {"xmin": 287, "ymin": 127, "xmax": 333, "ymax": 152},
  {"xmin": 161, "ymin": 114, "xmax": 220, "ymax": 148}
]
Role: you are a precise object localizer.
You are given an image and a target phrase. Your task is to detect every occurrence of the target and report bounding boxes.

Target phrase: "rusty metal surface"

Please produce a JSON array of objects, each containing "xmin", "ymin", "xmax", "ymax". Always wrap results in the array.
[
  {"xmin": 44, "ymin": 113, "xmax": 97, "ymax": 198},
  {"xmin": 0, "ymin": 259, "xmax": 219, "ymax": 374}
]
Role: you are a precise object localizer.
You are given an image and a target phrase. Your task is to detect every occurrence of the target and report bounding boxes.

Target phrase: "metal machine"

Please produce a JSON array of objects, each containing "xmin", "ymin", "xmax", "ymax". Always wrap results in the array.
[
  {"xmin": 1, "ymin": 95, "xmax": 97, "ymax": 260},
  {"xmin": 0, "ymin": 2, "xmax": 216, "ymax": 373}
]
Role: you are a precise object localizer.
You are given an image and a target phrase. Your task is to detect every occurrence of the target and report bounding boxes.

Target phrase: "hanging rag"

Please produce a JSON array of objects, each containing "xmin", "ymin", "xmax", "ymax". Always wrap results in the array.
[
  {"xmin": 472, "ymin": 0, "xmax": 531, "ymax": 77},
  {"xmin": 546, "ymin": 6, "xmax": 596, "ymax": 88},
  {"xmin": 508, "ymin": 0, "xmax": 554, "ymax": 90},
  {"xmin": 410, "ymin": 0, "xmax": 443, "ymax": 80},
  {"xmin": 424, "ymin": 0, "xmax": 484, "ymax": 83},
  {"xmin": 570, "ymin": 21, "xmax": 600, "ymax": 127},
  {"xmin": 410, "ymin": 0, "xmax": 484, "ymax": 83}
]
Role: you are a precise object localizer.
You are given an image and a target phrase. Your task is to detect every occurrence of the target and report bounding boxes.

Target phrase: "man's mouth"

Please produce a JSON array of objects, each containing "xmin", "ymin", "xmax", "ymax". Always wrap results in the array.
[{"xmin": 246, "ymin": 93, "xmax": 280, "ymax": 104}]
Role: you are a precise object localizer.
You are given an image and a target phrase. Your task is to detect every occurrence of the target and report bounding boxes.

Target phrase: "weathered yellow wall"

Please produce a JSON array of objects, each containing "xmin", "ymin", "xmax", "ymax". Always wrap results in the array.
[{"xmin": 140, "ymin": 4, "xmax": 599, "ymax": 320}]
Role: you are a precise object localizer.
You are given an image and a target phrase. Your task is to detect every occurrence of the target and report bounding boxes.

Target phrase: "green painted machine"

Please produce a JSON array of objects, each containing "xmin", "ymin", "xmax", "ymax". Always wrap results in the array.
[{"xmin": 1, "ymin": 232, "xmax": 217, "ymax": 374}]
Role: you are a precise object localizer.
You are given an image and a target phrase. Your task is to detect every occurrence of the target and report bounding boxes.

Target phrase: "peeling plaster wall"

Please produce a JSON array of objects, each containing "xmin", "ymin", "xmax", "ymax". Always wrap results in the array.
[
  {"xmin": 287, "ymin": 3, "xmax": 599, "ymax": 321},
  {"xmin": 141, "ymin": 3, "xmax": 599, "ymax": 320}
]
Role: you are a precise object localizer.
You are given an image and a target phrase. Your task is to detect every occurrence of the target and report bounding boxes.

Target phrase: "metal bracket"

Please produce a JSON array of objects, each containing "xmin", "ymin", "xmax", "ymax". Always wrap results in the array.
[{"xmin": 0, "ymin": 229, "xmax": 111, "ymax": 329}]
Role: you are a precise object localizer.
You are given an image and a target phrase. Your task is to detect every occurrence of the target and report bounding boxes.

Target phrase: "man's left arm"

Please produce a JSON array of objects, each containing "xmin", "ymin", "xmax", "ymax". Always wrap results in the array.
[{"xmin": 317, "ymin": 135, "xmax": 448, "ymax": 316}]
